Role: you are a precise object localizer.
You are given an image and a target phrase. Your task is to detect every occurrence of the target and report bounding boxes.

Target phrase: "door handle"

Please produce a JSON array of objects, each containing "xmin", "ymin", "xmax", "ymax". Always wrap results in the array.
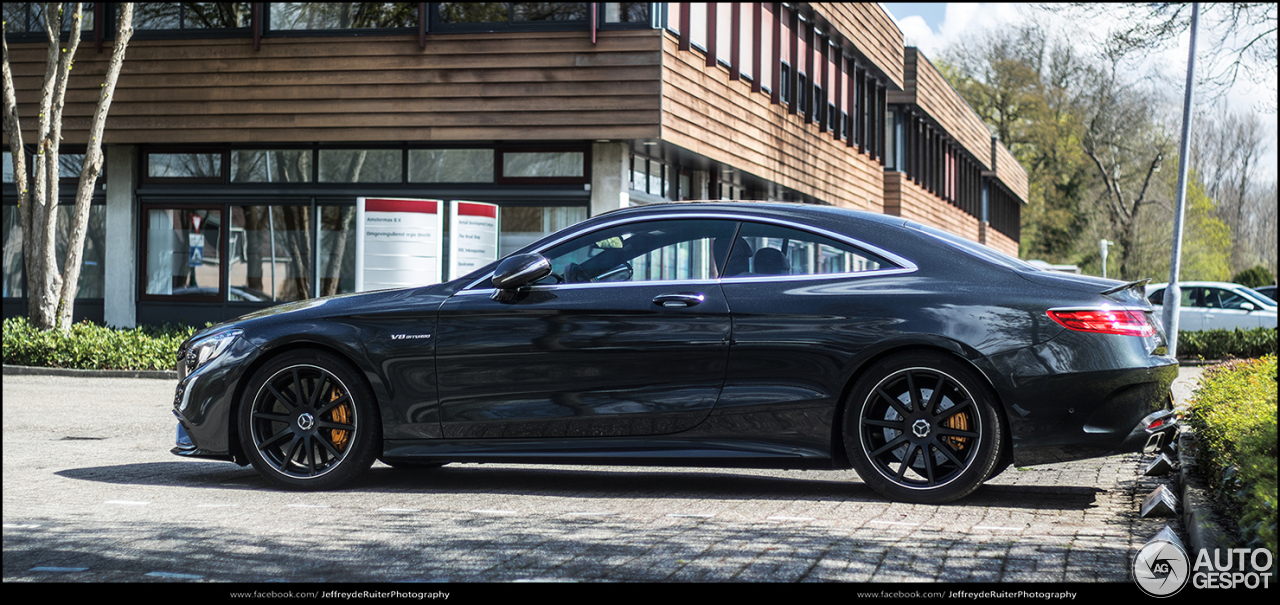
[{"xmin": 652, "ymin": 293, "xmax": 705, "ymax": 308}]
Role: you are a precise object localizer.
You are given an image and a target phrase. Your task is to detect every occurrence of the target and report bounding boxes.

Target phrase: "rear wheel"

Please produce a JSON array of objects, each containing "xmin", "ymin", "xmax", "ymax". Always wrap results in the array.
[
  {"xmin": 844, "ymin": 352, "xmax": 1001, "ymax": 503},
  {"xmin": 238, "ymin": 350, "xmax": 379, "ymax": 490}
]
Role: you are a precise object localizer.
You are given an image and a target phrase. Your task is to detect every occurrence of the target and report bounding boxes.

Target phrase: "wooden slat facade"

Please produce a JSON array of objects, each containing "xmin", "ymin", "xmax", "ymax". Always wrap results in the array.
[
  {"xmin": 883, "ymin": 171, "xmax": 981, "ymax": 242},
  {"xmin": 4, "ymin": 30, "xmax": 664, "ymax": 145},
  {"xmin": 984, "ymin": 226, "xmax": 1019, "ymax": 257},
  {"xmin": 811, "ymin": 3, "xmax": 904, "ymax": 89},
  {"xmin": 889, "ymin": 48, "xmax": 991, "ymax": 169},
  {"xmin": 994, "ymin": 141, "xmax": 1028, "ymax": 202},
  {"xmin": 660, "ymin": 31, "xmax": 882, "ymax": 211}
]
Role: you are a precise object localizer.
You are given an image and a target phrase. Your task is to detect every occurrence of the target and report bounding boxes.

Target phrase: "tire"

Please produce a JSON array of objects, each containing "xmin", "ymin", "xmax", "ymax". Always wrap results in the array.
[
  {"xmin": 843, "ymin": 352, "xmax": 1002, "ymax": 503},
  {"xmin": 238, "ymin": 349, "xmax": 380, "ymax": 490}
]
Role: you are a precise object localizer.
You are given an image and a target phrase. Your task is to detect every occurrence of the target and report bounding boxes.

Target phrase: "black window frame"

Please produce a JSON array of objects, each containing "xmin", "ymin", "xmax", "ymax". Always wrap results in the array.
[
  {"xmin": 2, "ymin": 2, "xmax": 98, "ymax": 43},
  {"xmin": 495, "ymin": 146, "xmax": 591, "ymax": 185},
  {"xmin": 430, "ymin": 2, "xmax": 590, "ymax": 33},
  {"xmin": 113, "ymin": 2, "xmax": 254, "ymax": 41},
  {"xmin": 263, "ymin": 1, "xmax": 422, "ymax": 37}
]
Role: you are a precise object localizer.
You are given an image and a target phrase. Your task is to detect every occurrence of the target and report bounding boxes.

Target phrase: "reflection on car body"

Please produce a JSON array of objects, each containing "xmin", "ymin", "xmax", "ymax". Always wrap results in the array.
[{"xmin": 171, "ymin": 202, "xmax": 1179, "ymax": 503}]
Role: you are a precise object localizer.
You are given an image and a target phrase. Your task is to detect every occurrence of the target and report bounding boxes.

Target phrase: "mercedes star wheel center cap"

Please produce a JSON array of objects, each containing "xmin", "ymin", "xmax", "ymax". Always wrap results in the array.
[
  {"xmin": 912, "ymin": 418, "xmax": 931, "ymax": 438},
  {"xmin": 297, "ymin": 413, "xmax": 315, "ymax": 431}
]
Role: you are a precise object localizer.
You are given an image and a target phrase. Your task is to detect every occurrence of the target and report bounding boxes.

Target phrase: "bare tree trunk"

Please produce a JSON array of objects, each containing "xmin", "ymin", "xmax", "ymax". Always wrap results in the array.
[
  {"xmin": 2, "ymin": 3, "xmax": 134, "ymax": 330},
  {"xmin": 55, "ymin": 4, "xmax": 134, "ymax": 329}
]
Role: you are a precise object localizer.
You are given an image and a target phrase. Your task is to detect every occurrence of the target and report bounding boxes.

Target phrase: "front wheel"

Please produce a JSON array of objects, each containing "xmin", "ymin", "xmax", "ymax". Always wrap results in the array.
[
  {"xmin": 238, "ymin": 350, "xmax": 380, "ymax": 490},
  {"xmin": 843, "ymin": 352, "xmax": 1002, "ymax": 503}
]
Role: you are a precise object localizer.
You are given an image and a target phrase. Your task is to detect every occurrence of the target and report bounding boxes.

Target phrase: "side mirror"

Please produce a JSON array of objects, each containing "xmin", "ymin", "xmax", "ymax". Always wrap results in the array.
[
  {"xmin": 1240, "ymin": 302, "xmax": 1256, "ymax": 311},
  {"xmin": 490, "ymin": 253, "xmax": 551, "ymax": 301}
]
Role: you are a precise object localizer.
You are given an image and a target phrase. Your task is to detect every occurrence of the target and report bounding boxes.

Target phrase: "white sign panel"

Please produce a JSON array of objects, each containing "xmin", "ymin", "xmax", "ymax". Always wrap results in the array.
[
  {"xmin": 355, "ymin": 197, "xmax": 443, "ymax": 292},
  {"xmin": 449, "ymin": 200, "xmax": 500, "ymax": 280}
]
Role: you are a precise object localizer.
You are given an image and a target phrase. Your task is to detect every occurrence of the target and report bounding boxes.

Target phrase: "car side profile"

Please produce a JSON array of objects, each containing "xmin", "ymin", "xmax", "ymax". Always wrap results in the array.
[
  {"xmin": 171, "ymin": 202, "xmax": 1178, "ymax": 503},
  {"xmin": 1145, "ymin": 282, "xmax": 1278, "ymax": 331}
]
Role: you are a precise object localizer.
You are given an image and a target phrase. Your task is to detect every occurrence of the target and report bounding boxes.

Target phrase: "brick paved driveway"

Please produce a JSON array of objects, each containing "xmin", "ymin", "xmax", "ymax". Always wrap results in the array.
[{"xmin": 3, "ymin": 370, "xmax": 1195, "ymax": 583}]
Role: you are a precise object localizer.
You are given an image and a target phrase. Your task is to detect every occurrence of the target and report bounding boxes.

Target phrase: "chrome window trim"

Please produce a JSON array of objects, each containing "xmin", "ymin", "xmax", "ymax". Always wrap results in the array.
[
  {"xmin": 461, "ymin": 211, "xmax": 919, "ymax": 291},
  {"xmin": 453, "ymin": 279, "xmax": 724, "ymax": 296}
]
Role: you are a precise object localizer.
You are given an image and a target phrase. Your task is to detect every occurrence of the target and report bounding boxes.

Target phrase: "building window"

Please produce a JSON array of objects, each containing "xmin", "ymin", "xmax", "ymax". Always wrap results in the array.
[
  {"xmin": 1, "ymin": 204, "xmax": 106, "ymax": 299},
  {"xmin": 3, "ymin": 2, "xmax": 94, "ymax": 36},
  {"xmin": 143, "ymin": 207, "xmax": 223, "ymax": 299},
  {"xmin": 601, "ymin": 2, "xmax": 650, "ymax": 26},
  {"xmin": 133, "ymin": 2, "xmax": 251, "ymax": 31},
  {"xmin": 687, "ymin": 2, "xmax": 707, "ymax": 50},
  {"xmin": 630, "ymin": 154, "xmax": 677, "ymax": 200},
  {"xmin": 230, "ymin": 149, "xmax": 313, "ymax": 183},
  {"xmin": 228, "ymin": 205, "xmax": 314, "ymax": 302},
  {"xmin": 318, "ymin": 205, "xmax": 357, "ymax": 296},
  {"xmin": 498, "ymin": 205, "xmax": 588, "ymax": 258},
  {"xmin": 497, "ymin": 149, "xmax": 587, "ymax": 183},
  {"xmin": 433, "ymin": 2, "xmax": 588, "ymax": 31},
  {"xmin": 318, "ymin": 149, "xmax": 402, "ymax": 183},
  {"xmin": 146, "ymin": 151, "xmax": 224, "ymax": 182},
  {"xmin": 268, "ymin": 2, "xmax": 417, "ymax": 31},
  {"xmin": 409, "ymin": 149, "xmax": 494, "ymax": 183}
]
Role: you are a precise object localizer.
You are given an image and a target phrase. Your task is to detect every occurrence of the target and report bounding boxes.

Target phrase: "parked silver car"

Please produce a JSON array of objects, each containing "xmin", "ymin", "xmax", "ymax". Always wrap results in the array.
[{"xmin": 1146, "ymin": 282, "xmax": 1278, "ymax": 331}]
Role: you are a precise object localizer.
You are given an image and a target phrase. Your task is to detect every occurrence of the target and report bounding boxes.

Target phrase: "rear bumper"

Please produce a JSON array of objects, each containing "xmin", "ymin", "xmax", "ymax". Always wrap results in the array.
[{"xmin": 977, "ymin": 331, "xmax": 1179, "ymax": 467}]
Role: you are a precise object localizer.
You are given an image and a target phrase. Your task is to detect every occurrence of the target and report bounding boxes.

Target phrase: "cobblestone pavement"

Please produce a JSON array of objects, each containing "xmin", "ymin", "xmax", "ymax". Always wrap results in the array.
[{"xmin": 2, "ymin": 370, "xmax": 1197, "ymax": 583}]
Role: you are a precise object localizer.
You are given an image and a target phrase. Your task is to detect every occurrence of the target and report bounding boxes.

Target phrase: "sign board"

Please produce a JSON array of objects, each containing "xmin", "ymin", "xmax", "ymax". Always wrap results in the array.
[
  {"xmin": 355, "ymin": 197, "xmax": 443, "ymax": 292},
  {"xmin": 449, "ymin": 200, "xmax": 499, "ymax": 280}
]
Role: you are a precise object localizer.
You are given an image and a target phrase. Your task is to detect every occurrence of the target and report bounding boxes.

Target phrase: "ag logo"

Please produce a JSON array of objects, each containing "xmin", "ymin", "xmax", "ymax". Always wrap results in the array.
[{"xmin": 1133, "ymin": 538, "xmax": 1190, "ymax": 597}]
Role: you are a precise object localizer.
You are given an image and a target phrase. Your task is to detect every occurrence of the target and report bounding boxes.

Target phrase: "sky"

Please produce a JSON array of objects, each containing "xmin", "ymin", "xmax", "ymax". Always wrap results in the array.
[{"xmin": 880, "ymin": 3, "xmax": 1278, "ymax": 181}]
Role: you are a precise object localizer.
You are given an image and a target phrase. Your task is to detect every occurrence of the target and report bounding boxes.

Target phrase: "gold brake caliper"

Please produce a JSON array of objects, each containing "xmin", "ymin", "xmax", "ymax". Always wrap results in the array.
[
  {"xmin": 944, "ymin": 410, "xmax": 970, "ymax": 450},
  {"xmin": 328, "ymin": 386, "xmax": 351, "ymax": 451}
]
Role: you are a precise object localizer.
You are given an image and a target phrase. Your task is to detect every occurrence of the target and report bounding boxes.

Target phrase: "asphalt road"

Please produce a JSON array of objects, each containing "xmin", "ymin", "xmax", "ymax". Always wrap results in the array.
[{"xmin": 2, "ymin": 369, "xmax": 1201, "ymax": 584}]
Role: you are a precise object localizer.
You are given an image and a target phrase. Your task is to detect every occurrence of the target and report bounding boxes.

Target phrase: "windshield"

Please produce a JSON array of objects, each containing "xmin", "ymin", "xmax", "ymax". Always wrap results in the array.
[{"xmin": 1237, "ymin": 287, "xmax": 1278, "ymax": 309}]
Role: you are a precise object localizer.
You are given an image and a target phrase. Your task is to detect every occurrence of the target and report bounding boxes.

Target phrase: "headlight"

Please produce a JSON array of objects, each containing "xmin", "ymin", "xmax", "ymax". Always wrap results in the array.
[{"xmin": 185, "ymin": 329, "xmax": 243, "ymax": 375}]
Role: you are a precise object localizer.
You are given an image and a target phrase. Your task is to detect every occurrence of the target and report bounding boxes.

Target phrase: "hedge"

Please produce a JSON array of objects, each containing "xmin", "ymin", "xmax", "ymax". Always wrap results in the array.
[
  {"xmin": 1187, "ymin": 355, "xmax": 1278, "ymax": 556},
  {"xmin": 3, "ymin": 316, "xmax": 197, "ymax": 371},
  {"xmin": 1177, "ymin": 327, "xmax": 1277, "ymax": 361}
]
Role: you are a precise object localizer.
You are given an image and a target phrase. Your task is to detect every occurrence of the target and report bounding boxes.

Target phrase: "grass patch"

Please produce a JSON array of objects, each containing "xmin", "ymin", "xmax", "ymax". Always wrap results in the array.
[
  {"xmin": 1187, "ymin": 355, "xmax": 1277, "ymax": 555},
  {"xmin": 3, "ymin": 316, "xmax": 198, "ymax": 371}
]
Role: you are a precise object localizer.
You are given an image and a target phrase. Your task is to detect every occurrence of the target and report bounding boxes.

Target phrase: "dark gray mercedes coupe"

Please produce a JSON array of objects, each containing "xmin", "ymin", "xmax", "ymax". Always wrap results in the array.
[{"xmin": 171, "ymin": 202, "xmax": 1178, "ymax": 503}]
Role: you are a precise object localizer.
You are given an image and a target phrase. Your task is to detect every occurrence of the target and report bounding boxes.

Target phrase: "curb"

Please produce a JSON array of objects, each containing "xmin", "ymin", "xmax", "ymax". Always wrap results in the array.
[
  {"xmin": 1176, "ymin": 429, "xmax": 1236, "ymax": 555},
  {"xmin": 2, "ymin": 364, "xmax": 176, "ymax": 380}
]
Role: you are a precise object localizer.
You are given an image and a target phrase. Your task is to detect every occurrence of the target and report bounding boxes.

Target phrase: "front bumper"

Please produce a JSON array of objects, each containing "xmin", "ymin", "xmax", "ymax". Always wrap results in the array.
[{"xmin": 170, "ymin": 336, "xmax": 259, "ymax": 463}]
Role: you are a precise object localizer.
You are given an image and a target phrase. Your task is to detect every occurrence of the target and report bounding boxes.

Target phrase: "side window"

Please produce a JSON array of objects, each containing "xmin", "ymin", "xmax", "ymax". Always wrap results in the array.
[
  {"xmin": 1148, "ymin": 288, "xmax": 1165, "ymax": 305},
  {"xmin": 1215, "ymin": 289, "xmax": 1253, "ymax": 310},
  {"xmin": 725, "ymin": 222, "xmax": 893, "ymax": 277},
  {"xmin": 1185, "ymin": 288, "xmax": 1202, "ymax": 307},
  {"xmin": 537, "ymin": 219, "xmax": 738, "ymax": 284}
]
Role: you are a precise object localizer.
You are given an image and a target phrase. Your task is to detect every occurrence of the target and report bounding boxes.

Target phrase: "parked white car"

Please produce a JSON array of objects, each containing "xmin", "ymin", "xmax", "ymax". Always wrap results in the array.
[{"xmin": 1146, "ymin": 282, "xmax": 1278, "ymax": 331}]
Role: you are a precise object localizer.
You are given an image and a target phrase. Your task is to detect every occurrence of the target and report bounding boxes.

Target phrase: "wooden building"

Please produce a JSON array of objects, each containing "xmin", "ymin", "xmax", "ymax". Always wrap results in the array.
[{"xmin": 3, "ymin": 2, "xmax": 1027, "ymax": 327}]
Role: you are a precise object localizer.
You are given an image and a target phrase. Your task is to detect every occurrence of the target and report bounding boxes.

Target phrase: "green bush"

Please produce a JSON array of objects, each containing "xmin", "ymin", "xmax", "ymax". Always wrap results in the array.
[
  {"xmin": 1231, "ymin": 265, "xmax": 1276, "ymax": 289},
  {"xmin": 3, "ymin": 316, "xmax": 197, "ymax": 371},
  {"xmin": 1188, "ymin": 355, "xmax": 1277, "ymax": 556},
  {"xmin": 1178, "ymin": 328, "xmax": 1277, "ymax": 360}
]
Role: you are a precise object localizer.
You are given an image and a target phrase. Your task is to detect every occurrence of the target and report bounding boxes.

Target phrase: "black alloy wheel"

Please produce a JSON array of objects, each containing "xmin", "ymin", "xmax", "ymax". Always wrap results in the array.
[
  {"xmin": 239, "ymin": 350, "xmax": 379, "ymax": 490},
  {"xmin": 844, "ymin": 352, "xmax": 1002, "ymax": 503}
]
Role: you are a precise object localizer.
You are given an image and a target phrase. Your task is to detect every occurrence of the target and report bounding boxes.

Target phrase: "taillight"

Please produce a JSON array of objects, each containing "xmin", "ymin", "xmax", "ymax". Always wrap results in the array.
[{"xmin": 1046, "ymin": 309, "xmax": 1155, "ymax": 337}]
